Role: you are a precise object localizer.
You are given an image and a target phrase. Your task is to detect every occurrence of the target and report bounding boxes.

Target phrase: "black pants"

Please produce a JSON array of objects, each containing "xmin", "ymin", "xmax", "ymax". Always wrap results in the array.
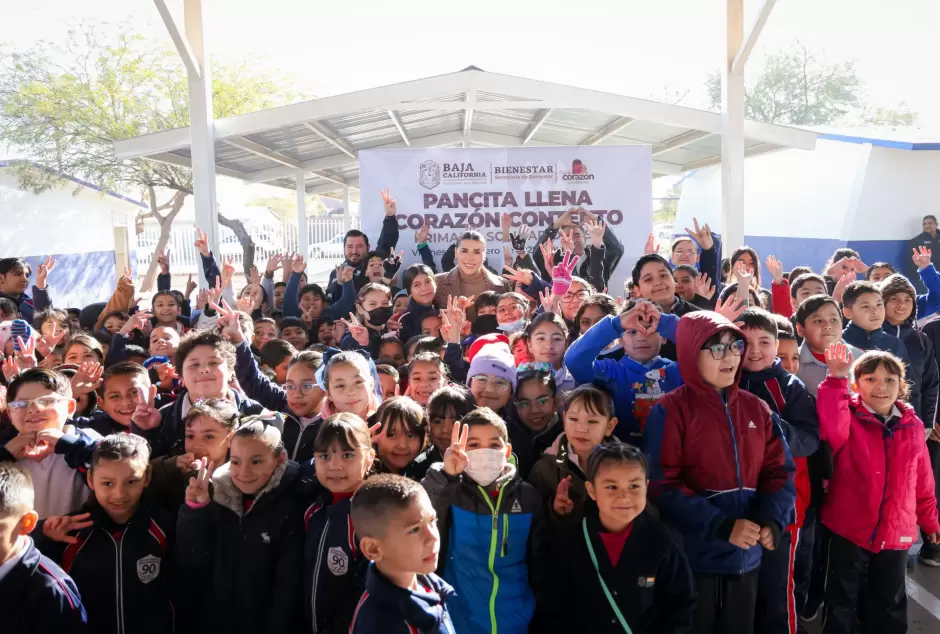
[
  {"xmin": 822, "ymin": 532, "xmax": 907, "ymax": 634},
  {"xmin": 695, "ymin": 568, "xmax": 759, "ymax": 634},
  {"xmin": 756, "ymin": 526, "xmax": 800, "ymax": 634},
  {"xmin": 804, "ymin": 510, "xmax": 830, "ymax": 619},
  {"xmin": 921, "ymin": 439, "xmax": 940, "ymax": 543},
  {"xmin": 794, "ymin": 514, "xmax": 814, "ymax": 614}
]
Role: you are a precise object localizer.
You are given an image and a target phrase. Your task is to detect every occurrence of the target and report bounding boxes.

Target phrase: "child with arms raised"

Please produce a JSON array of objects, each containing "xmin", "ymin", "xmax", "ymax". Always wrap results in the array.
[
  {"xmin": 176, "ymin": 421, "xmax": 305, "ymax": 634},
  {"xmin": 819, "ymin": 345, "xmax": 940, "ymax": 634},
  {"xmin": 546, "ymin": 442, "xmax": 695, "ymax": 634},
  {"xmin": 349, "ymin": 474, "xmax": 455, "ymax": 634},
  {"xmin": 38, "ymin": 434, "xmax": 178, "ymax": 634},
  {"xmin": 421, "ymin": 407, "xmax": 548, "ymax": 634},
  {"xmin": 304, "ymin": 413, "xmax": 376, "ymax": 633}
]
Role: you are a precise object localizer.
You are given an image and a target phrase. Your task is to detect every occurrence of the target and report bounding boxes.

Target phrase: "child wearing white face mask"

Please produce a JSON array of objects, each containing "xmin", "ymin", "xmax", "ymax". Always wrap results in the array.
[{"xmin": 421, "ymin": 407, "xmax": 549, "ymax": 634}]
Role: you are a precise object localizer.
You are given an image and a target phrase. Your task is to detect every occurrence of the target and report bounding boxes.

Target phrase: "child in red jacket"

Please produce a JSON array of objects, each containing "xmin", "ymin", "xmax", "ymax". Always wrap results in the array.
[{"xmin": 819, "ymin": 344, "xmax": 940, "ymax": 634}]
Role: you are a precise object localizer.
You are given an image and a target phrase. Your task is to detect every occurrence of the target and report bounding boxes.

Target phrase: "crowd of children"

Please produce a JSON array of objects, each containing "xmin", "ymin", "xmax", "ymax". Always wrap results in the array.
[{"xmin": 1, "ymin": 199, "xmax": 939, "ymax": 634}]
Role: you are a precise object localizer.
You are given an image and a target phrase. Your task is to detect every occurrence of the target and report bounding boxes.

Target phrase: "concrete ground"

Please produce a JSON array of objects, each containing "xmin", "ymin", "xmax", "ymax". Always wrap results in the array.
[{"xmin": 802, "ymin": 561, "xmax": 940, "ymax": 633}]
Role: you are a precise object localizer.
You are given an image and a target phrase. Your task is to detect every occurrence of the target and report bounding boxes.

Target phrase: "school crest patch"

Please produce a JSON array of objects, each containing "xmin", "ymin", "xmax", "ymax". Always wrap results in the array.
[
  {"xmin": 328, "ymin": 546, "xmax": 349, "ymax": 576},
  {"xmin": 137, "ymin": 555, "xmax": 161, "ymax": 584}
]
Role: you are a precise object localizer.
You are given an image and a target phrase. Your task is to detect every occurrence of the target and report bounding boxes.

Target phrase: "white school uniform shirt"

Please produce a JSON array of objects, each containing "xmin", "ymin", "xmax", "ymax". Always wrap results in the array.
[{"xmin": 20, "ymin": 453, "xmax": 90, "ymax": 520}]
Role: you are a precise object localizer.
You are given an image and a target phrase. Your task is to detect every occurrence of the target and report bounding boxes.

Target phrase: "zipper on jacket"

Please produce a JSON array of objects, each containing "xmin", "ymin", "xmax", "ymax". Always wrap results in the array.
[
  {"xmin": 478, "ymin": 485, "xmax": 507, "ymax": 634},
  {"xmin": 107, "ymin": 531, "xmax": 126, "ymax": 634},
  {"xmin": 311, "ymin": 517, "xmax": 330, "ymax": 633},
  {"xmin": 724, "ymin": 404, "xmax": 744, "ymax": 489},
  {"xmin": 501, "ymin": 515, "xmax": 509, "ymax": 557},
  {"xmin": 869, "ymin": 433, "xmax": 891, "ymax": 546},
  {"xmin": 291, "ymin": 419, "xmax": 304, "ymax": 461}
]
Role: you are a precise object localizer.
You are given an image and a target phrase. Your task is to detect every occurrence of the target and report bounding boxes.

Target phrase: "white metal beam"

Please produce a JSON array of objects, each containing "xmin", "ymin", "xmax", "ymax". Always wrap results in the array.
[
  {"xmin": 342, "ymin": 186, "xmax": 352, "ymax": 233},
  {"xmin": 224, "ymin": 136, "xmax": 300, "ymax": 168},
  {"xmin": 310, "ymin": 170, "xmax": 352, "ymax": 187},
  {"xmin": 296, "ymin": 169, "xmax": 308, "ymax": 260},
  {"xmin": 387, "ymin": 110, "xmax": 410, "ymax": 146},
  {"xmin": 521, "ymin": 109, "xmax": 553, "ymax": 145},
  {"xmin": 153, "ymin": 0, "xmax": 200, "ymax": 79},
  {"xmin": 146, "ymin": 152, "xmax": 250, "ymax": 180},
  {"xmin": 303, "ymin": 121, "xmax": 357, "ymax": 159},
  {"xmin": 580, "ymin": 116, "xmax": 635, "ymax": 145},
  {"xmin": 732, "ymin": 0, "xmax": 778, "ymax": 75},
  {"xmin": 682, "ymin": 142, "xmax": 776, "ymax": 171},
  {"xmin": 722, "ymin": 0, "xmax": 746, "ymax": 256},
  {"xmin": 651, "ymin": 130, "xmax": 712, "ymax": 156},
  {"xmin": 462, "ymin": 89, "xmax": 477, "ymax": 147}
]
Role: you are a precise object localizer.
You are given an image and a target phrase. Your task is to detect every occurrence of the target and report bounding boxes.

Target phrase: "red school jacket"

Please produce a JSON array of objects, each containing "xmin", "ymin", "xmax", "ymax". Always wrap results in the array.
[{"xmin": 818, "ymin": 376, "xmax": 940, "ymax": 552}]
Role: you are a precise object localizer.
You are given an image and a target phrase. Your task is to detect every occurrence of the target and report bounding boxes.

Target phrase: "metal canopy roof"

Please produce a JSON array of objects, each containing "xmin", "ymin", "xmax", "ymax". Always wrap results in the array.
[{"xmin": 114, "ymin": 66, "xmax": 817, "ymax": 201}]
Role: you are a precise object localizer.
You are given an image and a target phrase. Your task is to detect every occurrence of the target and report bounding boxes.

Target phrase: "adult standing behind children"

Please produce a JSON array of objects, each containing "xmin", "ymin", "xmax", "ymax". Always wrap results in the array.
[
  {"xmin": 434, "ymin": 231, "xmax": 511, "ymax": 316},
  {"xmin": 532, "ymin": 207, "xmax": 624, "ymax": 292},
  {"xmin": 908, "ymin": 215, "xmax": 940, "ymax": 292}
]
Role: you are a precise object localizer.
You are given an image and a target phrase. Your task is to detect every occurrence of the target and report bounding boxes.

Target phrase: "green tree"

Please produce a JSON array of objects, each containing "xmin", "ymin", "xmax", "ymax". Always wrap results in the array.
[
  {"xmin": 863, "ymin": 102, "xmax": 918, "ymax": 127},
  {"xmin": 0, "ymin": 24, "xmax": 306, "ymax": 289},
  {"xmin": 706, "ymin": 42, "xmax": 862, "ymax": 125}
]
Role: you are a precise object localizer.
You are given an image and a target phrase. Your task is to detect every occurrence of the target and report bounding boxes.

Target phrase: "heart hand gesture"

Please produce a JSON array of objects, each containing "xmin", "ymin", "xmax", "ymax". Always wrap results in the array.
[{"xmin": 443, "ymin": 422, "xmax": 470, "ymax": 476}]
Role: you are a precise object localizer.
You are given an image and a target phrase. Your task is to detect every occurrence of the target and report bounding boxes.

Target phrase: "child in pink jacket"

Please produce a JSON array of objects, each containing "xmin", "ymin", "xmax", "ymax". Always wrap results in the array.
[{"xmin": 819, "ymin": 344, "xmax": 940, "ymax": 634}]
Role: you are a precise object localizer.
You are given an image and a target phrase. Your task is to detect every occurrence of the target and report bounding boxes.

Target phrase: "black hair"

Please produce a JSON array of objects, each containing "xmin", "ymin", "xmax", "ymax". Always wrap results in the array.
[
  {"xmin": 925, "ymin": 215, "xmax": 937, "ymax": 223},
  {"xmin": 730, "ymin": 246, "xmax": 762, "ymax": 287},
  {"xmin": 102, "ymin": 361, "xmax": 150, "ymax": 392},
  {"xmin": 273, "ymin": 281, "xmax": 287, "ymax": 290},
  {"xmin": 0, "ymin": 297, "xmax": 19, "ymax": 319},
  {"xmin": 124, "ymin": 345, "xmax": 148, "ymax": 362},
  {"xmin": 409, "ymin": 351, "xmax": 447, "ymax": 378},
  {"xmin": 523, "ymin": 311, "xmax": 569, "ymax": 340},
  {"xmin": 34, "ymin": 308, "xmax": 69, "ymax": 333},
  {"xmin": 299, "ymin": 284, "xmax": 326, "ymax": 301},
  {"xmin": 670, "ymin": 236, "xmax": 696, "ymax": 253},
  {"xmin": 232, "ymin": 419, "xmax": 285, "ymax": 456},
  {"xmin": 456, "ymin": 230, "xmax": 486, "ymax": 248},
  {"xmin": 566, "ymin": 384, "xmax": 615, "ymax": 419},
  {"xmin": 790, "ymin": 273, "xmax": 828, "ymax": 299},
  {"xmin": 375, "ymin": 396, "xmax": 428, "ymax": 448},
  {"xmin": 185, "ymin": 397, "xmax": 240, "ymax": 430},
  {"xmin": 789, "ymin": 266, "xmax": 813, "ymax": 281},
  {"xmin": 497, "ymin": 291, "xmax": 531, "ymax": 312},
  {"xmin": 459, "ymin": 406, "xmax": 508, "ymax": 440},
  {"xmin": 176, "ymin": 330, "xmax": 236, "ymax": 376},
  {"xmin": 631, "ymin": 254, "xmax": 670, "ymax": 286},
  {"xmin": 259, "ymin": 339, "xmax": 297, "ymax": 369},
  {"xmin": 587, "ymin": 441, "xmax": 649, "ymax": 481},
  {"xmin": 313, "ymin": 412, "xmax": 372, "ymax": 454},
  {"xmin": 673, "ymin": 264, "xmax": 699, "ymax": 278},
  {"xmin": 8, "ymin": 367, "xmax": 72, "ymax": 401},
  {"xmin": 91, "ymin": 433, "xmax": 151, "ymax": 471},
  {"xmin": 351, "ymin": 473, "xmax": 426, "ymax": 539},
  {"xmin": 738, "ymin": 307, "xmax": 778, "ymax": 337},
  {"xmin": 795, "ymin": 295, "xmax": 841, "ymax": 326},
  {"xmin": 718, "ymin": 283, "xmax": 763, "ymax": 309},
  {"xmin": 0, "ymin": 258, "xmax": 29, "ymax": 277},
  {"xmin": 288, "ymin": 350, "xmax": 323, "ymax": 373},
  {"xmin": 841, "ymin": 281, "xmax": 881, "ymax": 309},
  {"xmin": 402, "ymin": 264, "xmax": 435, "ymax": 294},
  {"xmin": 343, "ymin": 229, "xmax": 370, "ymax": 249},
  {"xmin": 92, "ymin": 330, "xmax": 113, "ymax": 348},
  {"xmin": 427, "ymin": 385, "xmax": 475, "ymax": 424},
  {"xmin": 515, "ymin": 369, "xmax": 557, "ymax": 398},
  {"xmin": 152, "ymin": 289, "xmax": 181, "ymax": 309},
  {"xmin": 866, "ymin": 262, "xmax": 896, "ymax": 280},
  {"xmin": 823, "ymin": 248, "xmax": 860, "ymax": 274},
  {"xmin": 574, "ymin": 294, "xmax": 618, "ymax": 332},
  {"xmin": 473, "ymin": 291, "xmax": 500, "ymax": 311},
  {"xmin": 375, "ymin": 364, "xmax": 400, "ymax": 383},
  {"xmin": 65, "ymin": 334, "xmax": 105, "ymax": 363},
  {"xmin": 772, "ymin": 315, "xmax": 796, "ymax": 341}
]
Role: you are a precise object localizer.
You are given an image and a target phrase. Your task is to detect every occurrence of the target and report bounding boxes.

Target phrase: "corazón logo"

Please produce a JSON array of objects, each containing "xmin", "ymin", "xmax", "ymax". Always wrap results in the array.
[{"xmin": 561, "ymin": 158, "xmax": 595, "ymax": 182}]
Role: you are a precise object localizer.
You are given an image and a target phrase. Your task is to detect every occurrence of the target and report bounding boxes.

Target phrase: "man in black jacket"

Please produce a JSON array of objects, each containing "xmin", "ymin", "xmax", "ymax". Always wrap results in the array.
[
  {"xmin": 324, "ymin": 200, "xmax": 400, "ymax": 303},
  {"xmin": 532, "ymin": 208, "xmax": 624, "ymax": 292},
  {"xmin": 908, "ymin": 215, "xmax": 940, "ymax": 292}
]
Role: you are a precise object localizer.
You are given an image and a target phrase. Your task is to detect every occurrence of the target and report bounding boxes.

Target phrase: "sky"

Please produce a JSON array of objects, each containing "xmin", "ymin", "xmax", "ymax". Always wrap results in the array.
[{"xmin": 2, "ymin": 0, "xmax": 937, "ymax": 126}]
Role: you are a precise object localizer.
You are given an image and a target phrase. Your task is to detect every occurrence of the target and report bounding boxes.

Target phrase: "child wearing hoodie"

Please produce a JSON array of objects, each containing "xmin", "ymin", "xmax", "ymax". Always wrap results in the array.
[
  {"xmin": 841, "ymin": 281, "xmax": 909, "ymax": 364},
  {"xmin": 819, "ymin": 345, "xmax": 940, "ymax": 634},
  {"xmin": 643, "ymin": 311, "xmax": 795, "ymax": 634},
  {"xmin": 421, "ymin": 407, "xmax": 549, "ymax": 634},
  {"xmin": 565, "ymin": 300, "xmax": 681, "ymax": 446}
]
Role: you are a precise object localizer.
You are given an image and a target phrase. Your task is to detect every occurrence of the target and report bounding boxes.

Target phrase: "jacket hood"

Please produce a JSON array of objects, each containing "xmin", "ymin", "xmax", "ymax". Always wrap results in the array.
[
  {"xmin": 211, "ymin": 458, "xmax": 294, "ymax": 517},
  {"xmin": 675, "ymin": 311, "xmax": 745, "ymax": 396}
]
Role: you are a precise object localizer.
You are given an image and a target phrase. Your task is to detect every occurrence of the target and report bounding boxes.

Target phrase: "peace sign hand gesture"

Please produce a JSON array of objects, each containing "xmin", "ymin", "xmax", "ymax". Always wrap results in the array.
[
  {"xmin": 539, "ymin": 240, "xmax": 556, "ymax": 271},
  {"xmin": 551, "ymin": 250, "xmax": 581, "ymax": 296},
  {"xmin": 340, "ymin": 312, "xmax": 370, "ymax": 347},
  {"xmin": 35, "ymin": 256, "xmax": 57, "ymax": 289},
  {"xmin": 131, "ymin": 385, "xmax": 162, "ymax": 431},
  {"xmin": 185, "ymin": 458, "xmax": 214, "ymax": 506},
  {"xmin": 684, "ymin": 218, "xmax": 714, "ymax": 250},
  {"xmin": 381, "ymin": 188, "xmax": 397, "ymax": 217},
  {"xmin": 194, "ymin": 228, "xmax": 211, "ymax": 258},
  {"xmin": 14, "ymin": 337, "xmax": 37, "ymax": 371},
  {"xmin": 210, "ymin": 299, "xmax": 244, "ymax": 344},
  {"xmin": 443, "ymin": 422, "xmax": 470, "ymax": 476}
]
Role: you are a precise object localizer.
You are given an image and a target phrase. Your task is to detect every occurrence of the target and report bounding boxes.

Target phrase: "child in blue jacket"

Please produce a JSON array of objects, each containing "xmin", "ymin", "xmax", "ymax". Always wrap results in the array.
[{"xmin": 565, "ymin": 300, "xmax": 681, "ymax": 445}]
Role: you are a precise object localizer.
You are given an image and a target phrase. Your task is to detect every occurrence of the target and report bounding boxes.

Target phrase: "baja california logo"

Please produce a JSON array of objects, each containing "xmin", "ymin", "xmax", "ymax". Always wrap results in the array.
[
  {"xmin": 328, "ymin": 546, "xmax": 349, "ymax": 576},
  {"xmin": 419, "ymin": 160, "xmax": 442, "ymax": 190},
  {"xmin": 137, "ymin": 555, "xmax": 161, "ymax": 584}
]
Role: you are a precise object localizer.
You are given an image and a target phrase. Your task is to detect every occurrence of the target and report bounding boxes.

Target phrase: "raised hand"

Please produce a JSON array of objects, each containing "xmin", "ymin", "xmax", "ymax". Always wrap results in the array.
[
  {"xmin": 2, "ymin": 356, "xmax": 19, "ymax": 382},
  {"xmin": 539, "ymin": 240, "xmax": 556, "ymax": 271},
  {"xmin": 207, "ymin": 276, "xmax": 223, "ymax": 307},
  {"xmin": 35, "ymin": 256, "xmax": 57, "ymax": 289},
  {"xmin": 849, "ymin": 257, "xmax": 869, "ymax": 274},
  {"xmin": 643, "ymin": 233, "xmax": 658, "ymax": 255},
  {"xmin": 553, "ymin": 475, "xmax": 574, "ymax": 516},
  {"xmin": 290, "ymin": 253, "xmax": 306, "ymax": 275},
  {"xmin": 369, "ymin": 421, "xmax": 388, "ymax": 446},
  {"xmin": 155, "ymin": 363, "xmax": 179, "ymax": 389},
  {"xmin": 559, "ymin": 228, "xmax": 575, "ymax": 254},
  {"xmin": 383, "ymin": 252, "xmax": 403, "ymax": 281},
  {"xmin": 416, "ymin": 218, "xmax": 430, "ymax": 245},
  {"xmin": 236, "ymin": 294, "xmax": 255, "ymax": 315},
  {"xmin": 157, "ymin": 250, "xmax": 170, "ymax": 275},
  {"xmin": 694, "ymin": 273, "xmax": 716, "ymax": 300},
  {"xmin": 715, "ymin": 295, "xmax": 746, "ymax": 323},
  {"xmin": 454, "ymin": 295, "xmax": 476, "ymax": 312},
  {"xmin": 194, "ymin": 228, "xmax": 210, "ymax": 258},
  {"xmin": 585, "ymin": 219, "xmax": 605, "ymax": 248},
  {"xmin": 340, "ymin": 312, "xmax": 370, "ymax": 347},
  {"xmin": 765, "ymin": 255, "xmax": 784, "ymax": 283},
  {"xmin": 380, "ymin": 188, "xmax": 397, "ymax": 217},
  {"xmin": 832, "ymin": 271, "xmax": 856, "ymax": 304},
  {"xmin": 265, "ymin": 253, "xmax": 283, "ymax": 275},
  {"xmin": 41, "ymin": 513, "xmax": 94, "ymax": 544},
  {"xmin": 120, "ymin": 311, "xmax": 152, "ymax": 337},
  {"xmin": 824, "ymin": 342, "xmax": 853, "ymax": 379},
  {"xmin": 386, "ymin": 311, "xmax": 407, "ymax": 333},
  {"xmin": 443, "ymin": 422, "xmax": 470, "ymax": 476},
  {"xmin": 184, "ymin": 274, "xmax": 197, "ymax": 298},
  {"xmin": 281, "ymin": 252, "xmax": 293, "ymax": 282},
  {"xmin": 440, "ymin": 297, "xmax": 467, "ymax": 344},
  {"xmin": 36, "ymin": 321, "xmax": 67, "ymax": 358},
  {"xmin": 509, "ymin": 225, "xmax": 531, "ymax": 252},
  {"xmin": 70, "ymin": 362, "xmax": 103, "ymax": 396},
  {"xmin": 131, "ymin": 385, "xmax": 162, "ymax": 431},
  {"xmin": 249, "ymin": 266, "xmax": 261, "ymax": 287},
  {"xmin": 185, "ymin": 458, "xmax": 214, "ymax": 506},
  {"xmin": 211, "ymin": 299, "xmax": 244, "ymax": 343},
  {"xmin": 913, "ymin": 246, "xmax": 933, "ymax": 270},
  {"xmin": 552, "ymin": 208, "xmax": 575, "ymax": 230},
  {"xmin": 733, "ymin": 261, "xmax": 754, "ymax": 288},
  {"xmin": 503, "ymin": 266, "xmax": 534, "ymax": 287},
  {"xmin": 500, "ymin": 212, "xmax": 512, "ymax": 242},
  {"xmin": 684, "ymin": 218, "xmax": 714, "ymax": 250},
  {"xmin": 14, "ymin": 337, "xmax": 37, "ymax": 370},
  {"xmin": 539, "ymin": 288, "xmax": 559, "ymax": 314},
  {"xmin": 195, "ymin": 289, "xmax": 210, "ymax": 311},
  {"xmin": 729, "ymin": 519, "xmax": 761, "ymax": 549},
  {"xmin": 220, "ymin": 257, "xmax": 236, "ymax": 290},
  {"xmin": 619, "ymin": 301, "xmax": 660, "ymax": 335},
  {"xmin": 551, "ymin": 250, "xmax": 581, "ymax": 296}
]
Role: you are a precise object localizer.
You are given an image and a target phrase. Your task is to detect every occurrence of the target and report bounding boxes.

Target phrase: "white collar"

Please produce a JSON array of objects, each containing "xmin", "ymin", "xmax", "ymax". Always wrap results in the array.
[{"xmin": 862, "ymin": 401, "xmax": 902, "ymax": 420}]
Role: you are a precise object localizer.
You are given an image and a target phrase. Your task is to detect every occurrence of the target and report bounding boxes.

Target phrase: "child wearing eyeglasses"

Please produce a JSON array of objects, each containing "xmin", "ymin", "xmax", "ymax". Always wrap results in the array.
[
  {"xmin": 643, "ymin": 312, "xmax": 795, "ymax": 634},
  {"xmin": 0, "ymin": 368, "xmax": 99, "ymax": 519}
]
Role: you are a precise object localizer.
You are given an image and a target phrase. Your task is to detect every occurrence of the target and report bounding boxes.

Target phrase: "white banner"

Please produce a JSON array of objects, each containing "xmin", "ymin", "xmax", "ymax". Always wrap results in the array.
[{"xmin": 359, "ymin": 145, "xmax": 652, "ymax": 297}]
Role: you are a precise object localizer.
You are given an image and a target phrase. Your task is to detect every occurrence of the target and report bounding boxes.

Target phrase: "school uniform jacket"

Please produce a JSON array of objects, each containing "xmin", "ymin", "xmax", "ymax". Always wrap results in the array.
[
  {"xmin": 133, "ymin": 388, "xmax": 266, "ymax": 458},
  {"xmin": 528, "ymin": 434, "xmax": 591, "ymax": 526},
  {"xmin": 843, "ymin": 321, "xmax": 909, "ymax": 363},
  {"xmin": 565, "ymin": 314, "xmax": 682, "ymax": 444},
  {"xmin": 883, "ymin": 316, "xmax": 940, "ymax": 426},
  {"xmin": 1, "ymin": 286, "xmax": 50, "ymax": 324},
  {"xmin": 350, "ymin": 564, "xmax": 456, "ymax": 634},
  {"xmin": 0, "ymin": 537, "xmax": 87, "ymax": 633},
  {"xmin": 176, "ymin": 460, "xmax": 306, "ymax": 634},
  {"xmin": 421, "ymin": 462, "xmax": 548, "ymax": 634},
  {"xmin": 545, "ymin": 506, "xmax": 695, "ymax": 634},
  {"xmin": 36, "ymin": 502, "xmax": 177, "ymax": 634},
  {"xmin": 234, "ymin": 339, "xmax": 322, "ymax": 462},
  {"xmin": 303, "ymin": 490, "xmax": 366, "ymax": 633},
  {"xmin": 740, "ymin": 360, "xmax": 820, "ymax": 527},
  {"xmin": 817, "ymin": 377, "xmax": 940, "ymax": 552},
  {"xmin": 643, "ymin": 312, "xmax": 796, "ymax": 576}
]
